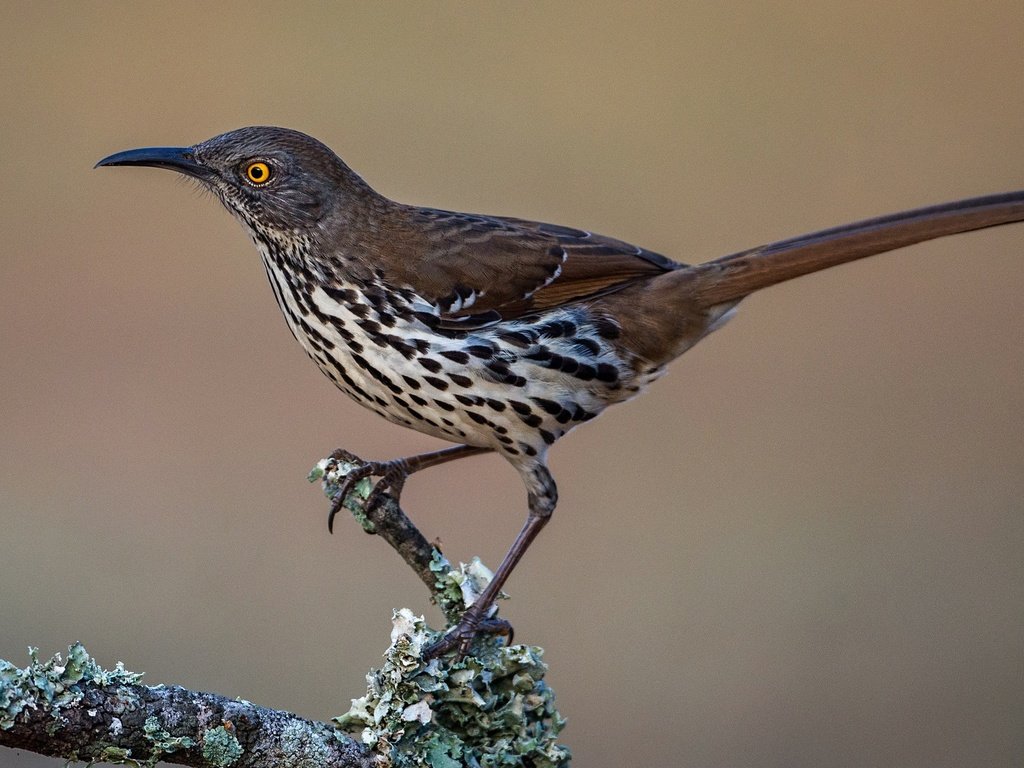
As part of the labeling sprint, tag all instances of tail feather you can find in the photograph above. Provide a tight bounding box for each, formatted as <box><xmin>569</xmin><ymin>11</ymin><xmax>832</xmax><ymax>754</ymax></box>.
<box><xmin>690</xmin><ymin>190</ymin><xmax>1024</xmax><ymax>308</ymax></box>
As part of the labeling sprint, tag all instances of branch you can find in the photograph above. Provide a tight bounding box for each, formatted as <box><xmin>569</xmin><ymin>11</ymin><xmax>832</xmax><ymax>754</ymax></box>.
<box><xmin>309</xmin><ymin>452</ymin><xmax>466</xmax><ymax>622</ymax></box>
<box><xmin>0</xmin><ymin>644</ymin><xmax>373</xmax><ymax>768</ymax></box>
<box><xmin>3</xmin><ymin>454</ymin><xmax>570</xmax><ymax>767</ymax></box>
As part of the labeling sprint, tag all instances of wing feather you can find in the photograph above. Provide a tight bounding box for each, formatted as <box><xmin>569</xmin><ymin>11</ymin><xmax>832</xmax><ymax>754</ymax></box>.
<box><xmin>379</xmin><ymin>206</ymin><xmax>682</xmax><ymax>321</ymax></box>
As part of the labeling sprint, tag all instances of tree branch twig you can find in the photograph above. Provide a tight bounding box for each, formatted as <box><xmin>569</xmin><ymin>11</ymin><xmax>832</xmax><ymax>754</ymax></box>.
<box><xmin>2</xmin><ymin>454</ymin><xmax>570</xmax><ymax>767</ymax></box>
<box><xmin>310</xmin><ymin>451</ymin><xmax>466</xmax><ymax>622</ymax></box>
<box><xmin>0</xmin><ymin>644</ymin><xmax>373</xmax><ymax>768</ymax></box>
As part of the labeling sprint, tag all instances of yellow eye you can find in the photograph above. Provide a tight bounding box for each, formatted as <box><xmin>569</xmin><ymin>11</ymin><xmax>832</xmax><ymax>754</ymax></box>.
<box><xmin>243</xmin><ymin>161</ymin><xmax>272</xmax><ymax>185</ymax></box>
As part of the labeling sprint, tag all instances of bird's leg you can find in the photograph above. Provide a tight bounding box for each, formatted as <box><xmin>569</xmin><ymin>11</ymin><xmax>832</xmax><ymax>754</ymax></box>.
<box><xmin>424</xmin><ymin>464</ymin><xmax>557</xmax><ymax>659</ymax></box>
<box><xmin>327</xmin><ymin>444</ymin><xmax>490</xmax><ymax>532</ymax></box>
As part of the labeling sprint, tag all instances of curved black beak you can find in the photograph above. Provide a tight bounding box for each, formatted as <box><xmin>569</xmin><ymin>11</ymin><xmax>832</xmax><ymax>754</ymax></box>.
<box><xmin>94</xmin><ymin>146</ymin><xmax>212</xmax><ymax>180</ymax></box>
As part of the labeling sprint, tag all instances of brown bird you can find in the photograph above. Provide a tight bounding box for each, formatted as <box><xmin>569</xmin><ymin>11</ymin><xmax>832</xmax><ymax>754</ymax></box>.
<box><xmin>96</xmin><ymin>127</ymin><xmax>1024</xmax><ymax>657</ymax></box>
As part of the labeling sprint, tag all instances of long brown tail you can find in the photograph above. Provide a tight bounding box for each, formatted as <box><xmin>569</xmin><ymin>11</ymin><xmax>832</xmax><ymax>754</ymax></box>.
<box><xmin>690</xmin><ymin>190</ymin><xmax>1024</xmax><ymax>308</ymax></box>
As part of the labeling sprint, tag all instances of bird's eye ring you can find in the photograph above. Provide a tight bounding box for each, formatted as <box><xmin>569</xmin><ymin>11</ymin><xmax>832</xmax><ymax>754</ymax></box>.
<box><xmin>242</xmin><ymin>161</ymin><xmax>273</xmax><ymax>186</ymax></box>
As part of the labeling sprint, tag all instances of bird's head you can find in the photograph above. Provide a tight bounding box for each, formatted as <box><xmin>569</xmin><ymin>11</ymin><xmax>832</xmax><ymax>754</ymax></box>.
<box><xmin>96</xmin><ymin>126</ymin><xmax>377</xmax><ymax>241</ymax></box>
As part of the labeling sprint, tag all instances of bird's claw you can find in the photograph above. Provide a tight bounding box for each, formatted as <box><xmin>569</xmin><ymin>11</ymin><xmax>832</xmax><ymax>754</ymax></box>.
<box><xmin>327</xmin><ymin>450</ymin><xmax>409</xmax><ymax>533</ymax></box>
<box><xmin>423</xmin><ymin>612</ymin><xmax>514</xmax><ymax>660</ymax></box>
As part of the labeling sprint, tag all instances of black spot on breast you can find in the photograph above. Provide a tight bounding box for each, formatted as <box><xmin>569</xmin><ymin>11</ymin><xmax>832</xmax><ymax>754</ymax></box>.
<box><xmin>539</xmin><ymin>429</ymin><xmax>556</xmax><ymax>445</ymax></box>
<box><xmin>402</xmin><ymin>375</ymin><xmax>421</xmax><ymax>390</ymax></box>
<box><xmin>596</xmin><ymin>363</ymin><xmax>620</xmax><ymax>383</ymax></box>
<box><xmin>423</xmin><ymin>376</ymin><xmax>449</xmax><ymax>391</ymax></box>
<box><xmin>358</xmin><ymin>319</ymin><xmax>382</xmax><ymax>335</ymax></box>
<box><xmin>384</xmin><ymin>335</ymin><xmax>416</xmax><ymax>359</ymax></box>
<box><xmin>348</xmin><ymin>302</ymin><xmax>370</xmax><ymax>319</ymax></box>
<box><xmin>448</xmin><ymin>373</ymin><xmax>473</xmax><ymax>388</ymax></box>
<box><xmin>466</xmin><ymin>344</ymin><xmax>494</xmax><ymax>359</ymax></box>
<box><xmin>573</xmin><ymin>364</ymin><xmax>596</xmax><ymax>381</ymax></box>
<box><xmin>539</xmin><ymin>320</ymin><xmax>576</xmax><ymax>338</ymax></box>
<box><xmin>499</xmin><ymin>330</ymin><xmax>534</xmax><ymax>348</ymax></box>
<box><xmin>486</xmin><ymin>398</ymin><xmax>506</xmax><ymax>412</ymax></box>
<box><xmin>467</xmin><ymin>411</ymin><xmax>487</xmax><ymax>425</ymax></box>
<box><xmin>519</xmin><ymin>443</ymin><xmax>538</xmax><ymax>457</ymax></box>
<box><xmin>531</xmin><ymin>398</ymin><xmax>562</xmax><ymax>415</ymax></box>
<box><xmin>323</xmin><ymin>286</ymin><xmax>358</xmax><ymax>304</ymax></box>
<box><xmin>432</xmin><ymin>398</ymin><xmax>455</xmax><ymax>411</ymax></box>
<box><xmin>519</xmin><ymin>413</ymin><xmax>543</xmax><ymax>428</ymax></box>
<box><xmin>524</xmin><ymin>347</ymin><xmax>551</xmax><ymax>362</ymax></box>
<box><xmin>510</xmin><ymin>400</ymin><xmax>532</xmax><ymax>416</ymax></box>
<box><xmin>418</xmin><ymin>358</ymin><xmax>443</xmax><ymax>373</ymax></box>
<box><xmin>595</xmin><ymin>317</ymin><xmax>621</xmax><ymax>339</ymax></box>
<box><xmin>440</xmin><ymin>349</ymin><xmax>470</xmax><ymax>364</ymax></box>
<box><xmin>410</xmin><ymin>393</ymin><xmax>429</xmax><ymax>407</ymax></box>
<box><xmin>454</xmin><ymin>394</ymin><xmax>482</xmax><ymax>407</ymax></box>
<box><xmin>573</xmin><ymin>337</ymin><xmax>601</xmax><ymax>355</ymax></box>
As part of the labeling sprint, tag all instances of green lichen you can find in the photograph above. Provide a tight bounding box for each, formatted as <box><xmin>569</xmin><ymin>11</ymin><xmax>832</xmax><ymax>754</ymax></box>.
<box><xmin>0</xmin><ymin>643</ymin><xmax>143</xmax><ymax>731</ymax></box>
<box><xmin>309</xmin><ymin>457</ymin><xmax>375</xmax><ymax>532</ymax></box>
<box><xmin>143</xmin><ymin>715</ymin><xmax>195</xmax><ymax>763</ymax></box>
<box><xmin>335</xmin><ymin>609</ymin><xmax>570</xmax><ymax>768</ymax></box>
<box><xmin>201</xmin><ymin>724</ymin><xmax>243</xmax><ymax>766</ymax></box>
<box><xmin>429</xmin><ymin>553</ymin><xmax>510</xmax><ymax>625</ymax></box>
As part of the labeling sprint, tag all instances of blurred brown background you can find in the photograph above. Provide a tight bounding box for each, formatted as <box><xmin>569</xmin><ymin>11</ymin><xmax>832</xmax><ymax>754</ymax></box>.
<box><xmin>2</xmin><ymin>3</ymin><xmax>1022</xmax><ymax>767</ymax></box>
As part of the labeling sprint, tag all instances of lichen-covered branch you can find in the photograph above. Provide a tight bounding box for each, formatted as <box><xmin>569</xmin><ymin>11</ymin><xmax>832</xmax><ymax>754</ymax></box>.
<box><xmin>0</xmin><ymin>644</ymin><xmax>374</xmax><ymax>768</ymax></box>
<box><xmin>2</xmin><ymin>623</ymin><xmax>570</xmax><ymax>768</ymax></box>
<box><xmin>310</xmin><ymin>452</ymin><xmax>466</xmax><ymax>622</ymax></box>
<box><xmin>3</xmin><ymin>458</ymin><xmax>570</xmax><ymax>767</ymax></box>
<box><xmin>313</xmin><ymin>452</ymin><xmax>443</xmax><ymax>593</ymax></box>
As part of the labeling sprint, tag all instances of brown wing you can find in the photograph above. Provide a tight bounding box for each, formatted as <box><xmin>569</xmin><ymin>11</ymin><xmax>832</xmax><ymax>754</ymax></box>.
<box><xmin>383</xmin><ymin>206</ymin><xmax>682</xmax><ymax>324</ymax></box>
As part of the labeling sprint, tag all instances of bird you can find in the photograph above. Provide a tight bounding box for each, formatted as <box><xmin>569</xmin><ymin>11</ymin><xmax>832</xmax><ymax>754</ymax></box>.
<box><xmin>97</xmin><ymin>127</ymin><xmax>1024</xmax><ymax>658</ymax></box>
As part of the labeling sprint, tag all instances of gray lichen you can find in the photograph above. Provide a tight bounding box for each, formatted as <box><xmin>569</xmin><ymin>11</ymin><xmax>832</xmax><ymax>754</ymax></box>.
<box><xmin>308</xmin><ymin>458</ymin><xmax>375</xmax><ymax>533</ymax></box>
<box><xmin>336</xmin><ymin>608</ymin><xmax>570</xmax><ymax>768</ymax></box>
<box><xmin>429</xmin><ymin>553</ymin><xmax>511</xmax><ymax>623</ymax></box>
<box><xmin>201</xmin><ymin>724</ymin><xmax>243</xmax><ymax>766</ymax></box>
<box><xmin>279</xmin><ymin>720</ymin><xmax>335</xmax><ymax>767</ymax></box>
<box><xmin>0</xmin><ymin>643</ymin><xmax>143</xmax><ymax>731</ymax></box>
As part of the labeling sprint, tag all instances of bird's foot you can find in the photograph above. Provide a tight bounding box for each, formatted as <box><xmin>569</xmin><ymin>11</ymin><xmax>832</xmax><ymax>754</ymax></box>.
<box><xmin>423</xmin><ymin>606</ymin><xmax>514</xmax><ymax>660</ymax></box>
<box><xmin>327</xmin><ymin>449</ymin><xmax>410</xmax><ymax>533</ymax></box>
